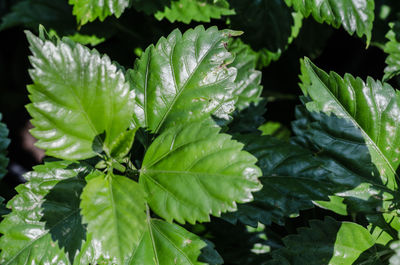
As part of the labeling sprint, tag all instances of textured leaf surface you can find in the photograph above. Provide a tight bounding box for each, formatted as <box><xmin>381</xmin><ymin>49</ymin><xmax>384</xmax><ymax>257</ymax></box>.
<box><xmin>0</xmin><ymin>113</ymin><xmax>10</xmax><ymax>179</ymax></box>
<box><xmin>230</xmin><ymin>0</ymin><xmax>293</xmax><ymax>52</ymax></box>
<box><xmin>129</xmin><ymin>219</ymin><xmax>206</xmax><ymax>265</ymax></box>
<box><xmin>390</xmin><ymin>240</ymin><xmax>400</xmax><ymax>264</ymax></box>
<box><xmin>140</xmin><ymin>122</ymin><xmax>262</xmax><ymax>224</ymax></box>
<box><xmin>80</xmin><ymin>173</ymin><xmax>147</xmax><ymax>264</ymax></box>
<box><xmin>285</xmin><ymin>0</ymin><xmax>375</xmax><ymax>43</ymax></box>
<box><xmin>300</xmin><ymin>58</ymin><xmax>400</xmax><ymax>190</ymax></box>
<box><xmin>268</xmin><ymin>217</ymin><xmax>375</xmax><ymax>265</ymax></box>
<box><xmin>155</xmin><ymin>0</ymin><xmax>235</xmax><ymax>24</ymax></box>
<box><xmin>384</xmin><ymin>23</ymin><xmax>400</xmax><ymax>81</ymax></box>
<box><xmin>228</xmin><ymin>39</ymin><xmax>263</xmax><ymax>110</ymax></box>
<box><xmin>0</xmin><ymin>161</ymin><xmax>94</xmax><ymax>265</ymax></box>
<box><xmin>69</xmin><ymin>0</ymin><xmax>130</xmax><ymax>25</ymax></box>
<box><xmin>227</xmin><ymin>108</ymin><xmax>396</xmax><ymax>227</ymax></box>
<box><xmin>128</xmin><ymin>26</ymin><xmax>238</xmax><ymax>134</ymax></box>
<box><xmin>26</xmin><ymin>31</ymin><xmax>134</xmax><ymax>160</ymax></box>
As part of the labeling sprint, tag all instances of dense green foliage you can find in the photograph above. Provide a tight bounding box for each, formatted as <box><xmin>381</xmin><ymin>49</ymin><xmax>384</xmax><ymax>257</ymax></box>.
<box><xmin>1</xmin><ymin>0</ymin><xmax>400</xmax><ymax>264</ymax></box>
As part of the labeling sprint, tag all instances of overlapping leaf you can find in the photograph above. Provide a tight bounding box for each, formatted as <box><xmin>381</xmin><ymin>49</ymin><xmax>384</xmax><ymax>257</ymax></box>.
<box><xmin>26</xmin><ymin>32</ymin><xmax>134</xmax><ymax>160</ymax></box>
<box><xmin>0</xmin><ymin>161</ymin><xmax>95</xmax><ymax>265</ymax></box>
<box><xmin>128</xmin><ymin>26</ymin><xmax>239</xmax><ymax>134</ymax></box>
<box><xmin>384</xmin><ymin>23</ymin><xmax>400</xmax><ymax>81</ymax></box>
<box><xmin>0</xmin><ymin>113</ymin><xmax>10</xmax><ymax>179</ymax></box>
<box><xmin>284</xmin><ymin>0</ymin><xmax>375</xmax><ymax>43</ymax></box>
<box><xmin>228</xmin><ymin>39</ymin><xmax>263</xmax><ymax>110</ymax></box>
<box><xmin>80</xmin><ymin>173</ymin><xmax>147</xmax><ymax>264</ymax></box>
<box><xmin>300</xmin><ymin>58</ymin><xmax>400</xmax><ymax>190</ymax></box>
<box><xmin>140</xmin><ymin>122</ymin><xmax>262</xmax><ymax>224</ymax></box>
<box><xmin>129</xmin><ymin>219</ymin><xmax>207</xmax><ymax>264</ymax></box>
<box><xmin>268</xmin><ymin>217</ymin><xmax>375</xmax><ymax>265</ymax></box>
<box><xmin>69</xmin><ymin>0</ymin><xmax>130</xmax><ymax>25</ymax></box>
<box><xmin>155</xmin><ymin>0</ymin><xmax>235</xmax><ymax>24</ymax></box>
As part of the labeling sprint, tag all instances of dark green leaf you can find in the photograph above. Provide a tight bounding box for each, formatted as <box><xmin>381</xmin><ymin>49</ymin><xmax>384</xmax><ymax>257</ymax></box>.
<box><xmin>26</xmin><ymin>31</ymin><xmax>134</xmax><ymax>160</ymax></box>
<box><xmin>140</xmin><ymin>122</ymin><xmax>262</xmax><ymax>224</ymax></box>
<box><xmin>0</xmin><ymin>113</ymin><xmax>10</xmax><ymax>179</ymax></box>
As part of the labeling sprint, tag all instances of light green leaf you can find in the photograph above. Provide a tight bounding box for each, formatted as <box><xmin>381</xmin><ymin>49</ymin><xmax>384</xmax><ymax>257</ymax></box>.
<box><xmin>0</xmin><ymin>113</ymin><xmax>10</xmax><ymax>179</ymax></box>
<box><xmin>268</xmin><ymin>217</ymin><xmax>375</xmax><ymax>265</ymax></box>
<box><xmin>66</xmin><ymin>33</ymin><xmax>106</xmax><ymax>46</ymax></box>
<box><xmin>391</xmin><ymin>240</ymin><xmax>400</xmax><ymax>264</ymax></box>
<box><xmin>300</xmin><ymin>58</ymin><xmax>400</xmax><ymax>190</ymax></box>
<box><xmin>228</xmin><ymin>39</ymin><xmax>263</xmax><ymax>110</ymax></box>
<box><xmin>140</xmin><ymin>122</ymin><xmax>262</xmax><ymax>224</ymax></box>
<box><xmin>285</xmin><ymin>0</ymin><xmax>375</xmax><ymax>44</ymax></box>
<box><xmin>80</xmin><ymin>173</ymin><xmax>147</xmax><ymax>264</ymax></box>
<box><xmin>26</xmin><ymin>31</ymin><xmax>134</xmax><ymax>160</ymax></box>
<box><xmin>129</xmin><ymin>219</ymin><xmax>207</xmax><ymax>265</ymax></box>
<box><xmin>384</xmin><ymin>23</ymin><xmax>400</xmax><ymax>81</ymax></box>
<box><xmin>69</xmin><ymin>0</ymin><xmax>130</xmax><ymax>25</ymax></box>
<box><xmin>155</xmin><ymin>0</ymin><xmax>235</xmax><ymax>24</ymax></box>
<box><xmin>258</xmin><ymin>121</ymin><xmax>290</xmax><ymax>140</ymax></box>
<box><xmin>128</xmin><ymin>25</ymin><xmax>239</xmax><ymax>134</ymax></box>
<box><xmin>0</xmin><ymin>161</ymin><xmax>95</xmax><ymax>265</ymax></box>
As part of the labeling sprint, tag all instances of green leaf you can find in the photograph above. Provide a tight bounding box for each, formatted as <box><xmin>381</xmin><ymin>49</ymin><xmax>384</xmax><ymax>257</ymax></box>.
<box><xmin>66</xmin><ymin>33</ymin><xmax>106</xmax><ymax>46</ymax></box>
<box><xmin>0</xmin><ymin>113</ymin><xmax>10</xmax><ymax>179</ymax></box>
<box><xmin>140</xmin><ymin>122</ymin><xmax>262</xmax><ymax>224</ymax></box>
<box><xmin>258</xmin><ymin>121</ymin><xmax>290</xmax><ymax>141</ymax></box>
<box><xmin>129</xmin><ymin>219</ymin><xmax>207</xmax><ymax>265</ymax></box>
<box><xmin>300</xmin><ymin>58</ymin><xmax>400</xmax><ymax>190</ymax></box>
<box><xmin>285</xmin><ymin>0</ymin><xmax>375</xmax><ymax>44</ymax></box>
<box><xmin>268</xmin><ymin>217</ymin><xmax>375</xmax><ymax>265</ymax></box>
<box><xmin>390</xmin><ymin>240</ymin><xmax>400</xmax><ymax>264</ymax></box>
<box><xmin>155</xmin><ymin>0</ymin><xmax>235</xmax><ymax>24</ymax></box>
<box><xmin>228</xmin><ymin>39</ymin><xmax>263</xmax><ymax>110</ymax></box>
<box><xmin>0</xmin><ymin>161</ymin><xmax>95</xmax><ymax>265</ymax></box>
<box><xmin>69</xmin><ymin>0</ymin><xmax>130</xmax><ymax>25</ymax></box>
<box><xmin>26</xmin><ymin>31</ymin><xmax>134</xmax><ymax>160</ymax></box>
<box><xmin>230</xmin><ymin>0</ymin><xmax>294</xmax><ymax>52</ymax></box>
<box><xmin>0</xmin><ymin>197</ymin><xmax>9</xmax><ymax>217</ymax></box>
<box><xmin>131</xmin><ymin>0</ymin><xmax>170</xmax><ymax>15</ymax></box>
<box><xmin>80</xmin><ymin>173</ymin><xmax>147</xmax><ymax>264</ymax></box>
<box><xmin>128</xmin><ymin>25</ymin><xmax>240</xmax><ymax>134</ymax></box>
<box><xmin>384</xmin><ymin>23</ymin><xmax>400</xmax><ymax>81</ymax></box>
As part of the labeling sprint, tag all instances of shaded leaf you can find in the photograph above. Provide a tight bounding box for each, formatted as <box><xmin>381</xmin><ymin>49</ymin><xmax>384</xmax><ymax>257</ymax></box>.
<box><xmin>140</xmin><ymin>122</ymin><xmax>262</xmax><ymax>224</ymax></box>
<box><xmin>129</xmin><ymin>219</ymin><xmax>206</xmax><ymax>265</ymax></box>
<box><xmin>26</xmin><ymin>31</ymin><xmax>134</xmax><ymax>160</ymax></box>
<box><xmin>128</xmin><ymin>26</ymin><xmax>239</xmax><ymax>134</ymax></box>
<box><xmin>300</xmin><ymin>58</ymin><xmax>400</xmax><ymax>190</ymax></box>
<box><xmin>155</xmin><ymin>0</ymin><xmax>235</xmax><ymax>24</ymax></box>
<box><xmin>258</xmin><ymin>121</ymin><xmax>290</xmax><ymax>141</ymax></box>
<box><xmin>0</xmin><ymin>113</ymin><xmax>10</xmax><ymax>179</ymax></box>
<box><xmin>80</xmin><ymin>173</ymin><xmax>147</xmax><ymax>264</ymax></box>
<box><xmin>285</xmin><ymin>0</ymin><xmax>375</xmax><ymax>43</ymax></box>
<box><xmin>268</xmin><ymin>217</ymin><xmax>375</xmax><ymax>265</ymax></box>
<box><xmin>0</xmin><ymin>161</ymin><xmax>95</xmax><ymax>265</ymax></box>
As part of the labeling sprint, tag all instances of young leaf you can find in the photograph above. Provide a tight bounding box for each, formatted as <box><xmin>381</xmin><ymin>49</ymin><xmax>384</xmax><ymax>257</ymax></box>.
<box><xmin>26</xmin><ymin>31</ymin><xmax>134</xmax><ymax>160</ymax></box>
<box><xmin>384</xmin><ymin>23</ymin><xmax>400</xmax><ymax>81</ymax></box>
<box><xmin>228</xmin><ymin>39</ymin><xmax>263</xmax><ymax>110</ymax></box>
<box><xmin>0</xmin><ymin>113</ymin><xmax>10</xmax><ymax>179</ymax></box>
<box><xmin>80</xmin><ymin>173</ymin><xmax>147</xmax><ymax>264</ymax></box>
<box><xmin>284</xmin><ymin>0</ymin><xmax>375</xmax><ymax>44</ymax></box>
<box><xmin>140</xmin><ymin>122</ymin><xmax>262</xmax><ymax>224</ymax></box>
<box><xmin>300</xmin><ymin>58</ymin><xmax>400</xmax><ymax>190</ymax></box>
<box><xmin>69</xmin><ymin>0</ymin><xmax>130</xmax><ymax>25</ymax></box>
<box><xmin>129</xmin><ymin>219</ymin><xmax>207</xmax><ymax>265</ymax></box>
<box><xmin>155</xmin><ymin>0</ymin><xmax>235</xmax><ymax>24</ymax></box>
<box><xmin>0</xmin><ymin>161</ymin><xmax>95</xmax><ymax>265</ymax></box>
<box><xmin>128</xmin><ymin>26</ymin><xmax>239</xmax><ymax>134</ymax></box>
<box><xmin>268</xmin><ymin>217</ymin><xmax>375</xmax><ymax>265</ymax></box>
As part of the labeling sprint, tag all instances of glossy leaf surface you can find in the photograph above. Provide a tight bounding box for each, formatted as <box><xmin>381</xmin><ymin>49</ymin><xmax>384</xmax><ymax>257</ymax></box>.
<box><xmin>285</xmin><ymin>0</ymin><xmax>375</xmax><ymax>43</ymax></box>
<box><xmin>129</xmin><ymin>219</ymin><xmax>206</xmax><ymax>265</ymax></box>
<box><xmin>140</xmin><ymin>122</ymin><xmax>262</xmax><ymax>224</ymax></box>
<box><xmin>228</xmin><ymin>39</ymin><xmax>263</xmax><ymax>110</ymax></box>
<box><xmin>268</xmin><ymin>217</ymin><xmax>375</xmax><ymax>265</ymax></box>
<box><xmin>0</xmin><ymin>161</ymin><xmax>94</xmax><ymax>265</ymax></box>
<box><xmin>0</xmin><ymin>113</ymin><xmax>10</xmax><ymax>179</ymax></box>
<box><xmin>300</xmin><ymin>58</ymin><xmax>400</xmax><ymax>190</ymax></box>
<box><xmin>128</xmin><ymin>26</ymin><xmax>239</xmax><ymax>134</ymax></box>
<box><xmin>155</xmin><ymin>0</ymin><xmax>235</xmax><ymax>24</ymax></box>
<box><xmin>80</xmin><ymin>173</ymin><xmax>147</xmax><ymax>264</ymax></box>
<box><xmin>69</xmin><ymin>0</ymin><xmax>130</xmax><ymax>25</ymax></box>
<box><xmin>26</xmin><ymin>32</ymin><xmax>134</xmax><ymax>160</ymax></box>
<box><xmin>384</xmin><ymin>23</ymin><xmax>400</xmax><ymax>81</ymax></box>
